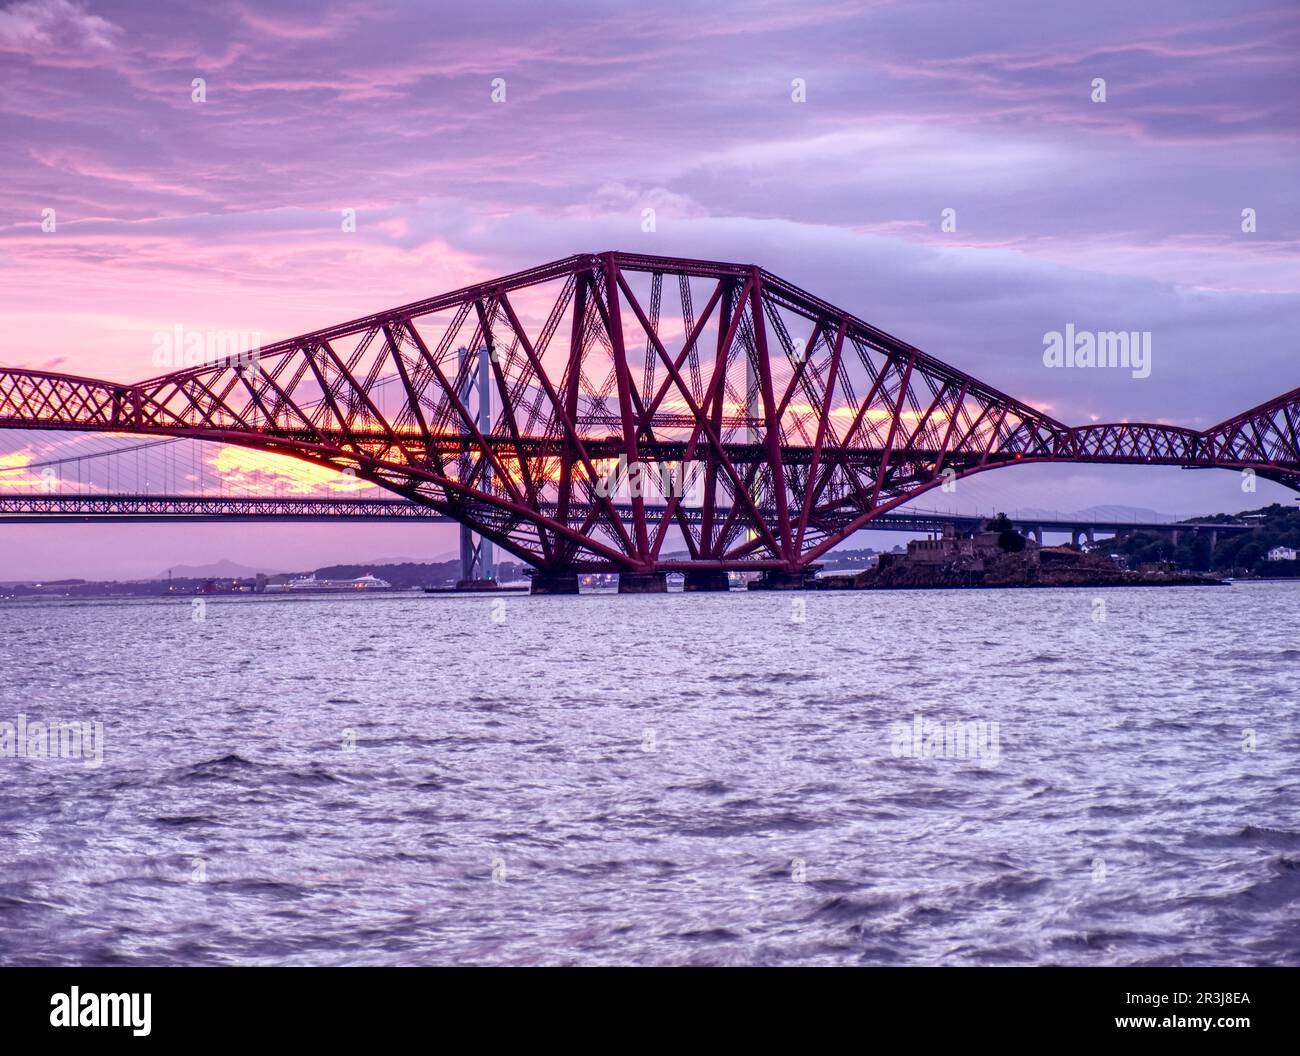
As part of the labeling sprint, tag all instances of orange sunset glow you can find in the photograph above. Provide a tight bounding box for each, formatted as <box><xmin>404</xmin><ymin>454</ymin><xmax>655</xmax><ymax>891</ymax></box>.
<box><xmin>208</xmin><ymin>445</ymin><xmax>378</xmax><ymax>494</ymax></box>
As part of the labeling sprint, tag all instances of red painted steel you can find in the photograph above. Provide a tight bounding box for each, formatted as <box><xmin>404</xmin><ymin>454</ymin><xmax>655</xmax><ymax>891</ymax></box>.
<box><xmin>1</xmin><ymin>251</ymin><xmax>1297</xmax><ymax>572</ymax></box>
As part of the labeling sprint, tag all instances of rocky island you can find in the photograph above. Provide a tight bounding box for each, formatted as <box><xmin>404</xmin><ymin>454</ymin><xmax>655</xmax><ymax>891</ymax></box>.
<box><xmin>814</xmin><ymin>516</ymin><xmax>1226</xmax><ymax>590</ymax></box>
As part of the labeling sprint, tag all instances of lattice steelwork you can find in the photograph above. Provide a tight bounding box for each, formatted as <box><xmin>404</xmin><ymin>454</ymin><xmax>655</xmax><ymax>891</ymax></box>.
<box><xmin>1</xmin><ymin>251</ymin><xmax>1297</xmax><ymax>573</ymax></box>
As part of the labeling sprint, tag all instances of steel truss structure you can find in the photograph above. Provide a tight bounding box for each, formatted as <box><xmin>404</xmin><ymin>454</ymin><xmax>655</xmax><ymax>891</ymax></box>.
<box><xmin>1</xmin><ymin>252</ymin><xmax>1297</xmax><ymax>574</ymax></box>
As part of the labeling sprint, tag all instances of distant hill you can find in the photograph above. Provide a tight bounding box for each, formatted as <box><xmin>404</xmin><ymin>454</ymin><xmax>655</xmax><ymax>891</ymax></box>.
<box><xmin>1094</xmin><ymin>503</ymin><xmax>1300</xmax><ymax>575</ymax></box>
<box><xmin>147</xmin><ymin>553</ymin><xmax>504</xmax><ymax>587</ymax></box>
<box><xmin>1012</xmin><ymin>504</ymin><xmax>1181</xmax><ymax>524</ymax></box>
<box><xmin>156</xmin><ymin>559</ymin><xmax>286</xmax><ymax>580</ymax></box>
<box><xmin>350</xmin><ymin>552</ymin><xmax>458</xmax><ymax>566</ymax></box>
<box><xmin>313</xmin><ymin>559</ymin><xmax>460</xmax><ymax>589</ymax></box>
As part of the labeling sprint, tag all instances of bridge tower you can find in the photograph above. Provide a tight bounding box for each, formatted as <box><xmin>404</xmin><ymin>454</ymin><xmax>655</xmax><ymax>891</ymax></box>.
<box><xmin>457</xmin><ymin>346</ymin><xmax>495</xmax><ymax>587</ymax></box>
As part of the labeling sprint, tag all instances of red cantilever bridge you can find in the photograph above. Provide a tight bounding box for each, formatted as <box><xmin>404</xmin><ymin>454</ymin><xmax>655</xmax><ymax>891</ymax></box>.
<box><xmin>1</xmin><ymin>251</ymin><xmax>1298</xmax><ymax>591</ymax></box>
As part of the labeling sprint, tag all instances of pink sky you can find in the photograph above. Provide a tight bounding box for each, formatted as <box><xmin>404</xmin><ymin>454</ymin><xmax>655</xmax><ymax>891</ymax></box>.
<box><xmin>1</xmin><ymin>0</ymin><xmax>1298</xmax><ymax>578</ymax></box>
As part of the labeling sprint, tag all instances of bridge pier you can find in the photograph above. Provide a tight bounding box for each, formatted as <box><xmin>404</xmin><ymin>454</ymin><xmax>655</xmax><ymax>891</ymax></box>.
<box><xmin>528</xmin><ymin>571</ymin><xmax>579</xmax><ymax>595</ymax></box>
<box><xmin>617</xmin><ymin>571</ymin><xmax>668</xmax><ymax>594</ymax></box>
<box><xmin>747</xmin><ymin>568</ymin><xmax>818</xmax><ymax>591</ymax></box>
<box><xmin>683</xmin><ymin>569</ymin><xmax>731</xmax><ymax>592</ymax></box>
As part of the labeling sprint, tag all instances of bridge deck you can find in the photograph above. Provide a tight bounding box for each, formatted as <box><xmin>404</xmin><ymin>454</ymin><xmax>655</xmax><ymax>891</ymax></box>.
<box><xmin>0</xmin><ymin>493</ymin><xmax>1249</xmax><ymax>535</ymax></box>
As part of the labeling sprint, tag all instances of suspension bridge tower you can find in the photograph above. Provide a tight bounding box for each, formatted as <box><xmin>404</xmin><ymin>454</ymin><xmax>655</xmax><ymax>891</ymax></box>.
<box><xmin>457</xmin><ymin>346</ymin><xmax>495</xmax><ymax>588</ymax></box>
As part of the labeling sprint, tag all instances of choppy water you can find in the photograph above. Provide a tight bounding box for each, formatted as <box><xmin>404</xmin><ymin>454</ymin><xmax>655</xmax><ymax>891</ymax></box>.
<box><xmin>0</xmin><ymin>582</ymin><xmax>1297</xmax><ymax>966</ymax></box>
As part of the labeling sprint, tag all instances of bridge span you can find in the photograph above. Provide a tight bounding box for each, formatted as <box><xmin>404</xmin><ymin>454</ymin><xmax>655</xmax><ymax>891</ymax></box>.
<box><xmin>0</xmin><ymin>492</ymin><xmax>1250</xmax><ymax>546</ymax></box>
<box><xmin>1</xmin><ymin>251</ymin><xmax>1295</xmax><ymax>591</ymax></box>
